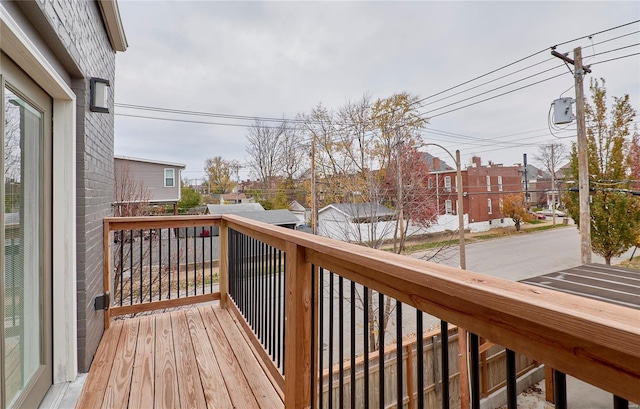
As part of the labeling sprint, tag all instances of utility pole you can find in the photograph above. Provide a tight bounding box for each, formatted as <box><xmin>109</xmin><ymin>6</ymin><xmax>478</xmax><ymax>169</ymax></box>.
<box><xmin>552</xmin><ymin>46</ymin><xmax>592</xmax><ymax>264</ymax></box>
<box><xmin>456</xmin><ymin>150</ymin><xmax>466</xmax><ymax>270</ymax></box>
<box><xmin>311</xmin><ymin>140</ymin><xmax>318</xmax><ymax>234</ymax></box>
<box><xmin>551</xmin><ymin>144</ymin><xmax>557</xmax><ymax>226</ymax></box>
<box><xmin>523</xmin><ymin>154</ymin><xmax>529</xmax><ymax>206</ymax></box>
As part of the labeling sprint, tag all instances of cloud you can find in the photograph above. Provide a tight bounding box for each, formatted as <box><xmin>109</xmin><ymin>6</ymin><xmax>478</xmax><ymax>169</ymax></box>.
<box><xmin>114</xmin><ymin>1</ymin><xmax>640</xmax><ymax>180</ymax></box>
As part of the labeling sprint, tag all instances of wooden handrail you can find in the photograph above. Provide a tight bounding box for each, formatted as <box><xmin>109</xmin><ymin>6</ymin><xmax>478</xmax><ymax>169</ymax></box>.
<box><xmin>221</xmin><ymin>214</ymin><xmax>640</xmax><ymax>403</ymax></box>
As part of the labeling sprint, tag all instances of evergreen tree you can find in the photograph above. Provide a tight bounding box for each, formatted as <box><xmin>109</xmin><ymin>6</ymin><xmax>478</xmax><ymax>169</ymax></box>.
<box><xmin>564</xmin><ymin>79</ymin><xmax>640</xmax><ymax>264</ymax></box>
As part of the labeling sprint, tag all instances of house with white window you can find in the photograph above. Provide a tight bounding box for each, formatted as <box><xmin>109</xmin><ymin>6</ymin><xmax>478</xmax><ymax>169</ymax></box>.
<box><xmin>317</xmin><ymin>203</ymin><xmax>397</xmax><ymax>244</ymax></box>
<box><xmin>114</xmin><ymin>156</ymin><xmax>185</xmax><ymax>213</ymax></box>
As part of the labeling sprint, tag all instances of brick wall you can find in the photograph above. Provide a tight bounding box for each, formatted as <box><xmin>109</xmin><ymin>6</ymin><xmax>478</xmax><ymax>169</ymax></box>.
<box><xmin>36</xmin><ymin>0</ymin><xmax>117</xmax><ymax>372</ymax></box>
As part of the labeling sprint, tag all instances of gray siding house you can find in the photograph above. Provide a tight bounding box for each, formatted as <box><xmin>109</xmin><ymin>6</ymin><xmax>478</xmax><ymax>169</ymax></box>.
<box><xmin>114</xmin><ymin>155</ymin><xmax>185</xmax><ymax>212</ymax></box>
<box><xmin>1</xmin><ymin>1</ymin><xmax>126</xmax><ymax>407</ymax></box>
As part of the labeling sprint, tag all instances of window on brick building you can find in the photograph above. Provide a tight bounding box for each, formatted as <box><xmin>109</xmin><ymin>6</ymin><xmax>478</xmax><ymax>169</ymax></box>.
<box><xmin>488</xmin><ymin>198</ymin><xmax>493</xmax><ymax>214</ymax></box>
<box><xmin>445</xmin><ymin>200</ymin><xmax>453</xmax><ymax>215</ymax></box>
<box><xmin>486</xmin><ymin>175</ymin><xmax>491</xmax><ymax>191</ymax></box>
<box><xmin>498</xmin><ymin>176</ymin><xmax>503</xmax><ymax>191</ymax></box>
<box><xmin>444</xmin><ymin>176</ymin><xmax>451</xmax><ymax>192</ymax></box>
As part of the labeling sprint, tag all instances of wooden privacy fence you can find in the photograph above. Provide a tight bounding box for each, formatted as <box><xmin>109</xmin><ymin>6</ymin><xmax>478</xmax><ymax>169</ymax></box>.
<box><xmin>319</xmin><ymin>327</ymin><xmax>538</xmax><ymax>409</ymax></box>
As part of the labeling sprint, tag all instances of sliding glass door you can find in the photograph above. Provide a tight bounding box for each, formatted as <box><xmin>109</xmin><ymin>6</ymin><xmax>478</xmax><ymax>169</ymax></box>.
<box><xmin>1</xmin><ymin>54</ymin><xmax>52</xmax><ymax>409</ymax></box>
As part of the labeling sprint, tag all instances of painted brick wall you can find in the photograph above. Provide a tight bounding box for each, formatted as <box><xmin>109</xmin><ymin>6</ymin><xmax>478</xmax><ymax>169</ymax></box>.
<box><xmin>36</xmin><ymin>0</ymin><xmax>117</xmax><ymax>372</ymax></box>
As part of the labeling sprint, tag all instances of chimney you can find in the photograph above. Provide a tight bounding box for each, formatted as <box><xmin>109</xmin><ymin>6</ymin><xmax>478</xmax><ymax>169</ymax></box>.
<box><xmin>432</xmin><ymin>157</ymin><xmax>441</xmax><ymax>171</ymax></box>
<box><xmin>472</xmin><ymin>156</ymin><xmax>482</xmax><ymax>168</ymax></box>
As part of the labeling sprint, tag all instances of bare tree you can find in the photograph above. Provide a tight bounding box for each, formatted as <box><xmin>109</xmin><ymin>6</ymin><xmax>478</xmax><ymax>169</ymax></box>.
<box><xmin>534</xmin><ymin>143</ymin><xmax>567</xmax><ymax>223</ymax></box>
<box><xmin>114</xmin><ymin>160</ymin><xmax>151</xmax><ymax>217</ymax></box>
<box><xmin>246</xmin><ymin>118</ymin><xmax>283</xmax><ymax>188</ymax></box>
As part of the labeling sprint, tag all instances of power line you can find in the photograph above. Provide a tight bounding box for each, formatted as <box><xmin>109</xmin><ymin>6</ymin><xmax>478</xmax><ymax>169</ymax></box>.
<box><xmin>427</xmin><ymin>72</ymin><xmax>569</xmax><ymax>119</ymax></box>
<box><xmin>591</xmin><ymin>51</ymin><xmax>640</xmax><ymax>66</ymax></box>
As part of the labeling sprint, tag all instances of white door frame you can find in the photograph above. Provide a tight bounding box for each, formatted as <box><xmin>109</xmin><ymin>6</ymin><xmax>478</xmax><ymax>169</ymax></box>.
<box><xmin>1</xmin><ymin>5</ymin><xmax>78</xmax><ymax>384</ymax></box>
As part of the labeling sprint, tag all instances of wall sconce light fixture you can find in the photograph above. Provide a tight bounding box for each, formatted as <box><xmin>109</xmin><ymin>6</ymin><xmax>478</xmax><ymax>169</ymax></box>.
<box><xmin>90</xmin><ymin>78</ymin><xmax>110</xmax><ymax>113</ymax></box>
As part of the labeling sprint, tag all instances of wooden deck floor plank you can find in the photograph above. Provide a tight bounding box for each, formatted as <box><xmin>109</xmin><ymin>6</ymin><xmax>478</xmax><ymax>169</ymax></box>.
<box><xmin>128</xmin><ymin>316</ymin><xmax>155</xmax><ymax>408</ymax></box>
<box><xmin>154</xmin><ymin>313</ymin><xmax>181</xmax><ymax>409</ymax></box>
<box><xmin>171</xmin><ymin>310</ymin><xmax>207</xmax><ymax>409</ymax></box>
<box><xmin>197</xmin><ymin>306</ymin><xmax>260</xmax><ymax>409</ymax></box>
<box><xmin>211</xmin><ymin>305</ymin><xmax>284</xmax><ymax>408</ymax></box>
<box><xmin>76</xmin><ymin>321</ymin><xmax>124</xmax><ymax>409</ymax></box>
<box><xmin>101</xmin><ymin>319</ymin><xmax>140</xmax><ymax>409</ymax></box>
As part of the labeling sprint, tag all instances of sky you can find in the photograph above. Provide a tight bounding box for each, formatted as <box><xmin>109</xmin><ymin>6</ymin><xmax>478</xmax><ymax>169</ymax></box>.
<box><xmin>113</xmin><ymin>1</ymin><xmax>640</xmax><ymax>183</ymax></box>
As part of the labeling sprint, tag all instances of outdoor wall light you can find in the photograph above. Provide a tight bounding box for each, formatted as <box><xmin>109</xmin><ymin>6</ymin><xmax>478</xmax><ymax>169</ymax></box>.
<box><xmin>90</xmin><ymin>77</ymin><xmax>110</xmax><ymax>113</ymax></box>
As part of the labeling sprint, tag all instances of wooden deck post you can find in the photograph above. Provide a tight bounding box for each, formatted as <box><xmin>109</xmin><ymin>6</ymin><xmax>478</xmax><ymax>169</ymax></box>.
<box><xmin>545</xmin><ymin>365</ymin><xmax>555</xmax><ymax>403</ymax></box>
<box><xmin>284</xmin><ymin>242</ymin><xmax>312</xmax><ymax>409</ymax></box>
<box><xmin>219</xmin><ymin>219</ymin><xmax>229</xmax><ymax>308</ymax></box>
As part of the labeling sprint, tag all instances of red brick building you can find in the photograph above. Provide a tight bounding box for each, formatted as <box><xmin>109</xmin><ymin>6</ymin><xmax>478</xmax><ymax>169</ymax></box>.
<box><xmin>427</xmin><ymin>156</ymin><xmax>523</xmax><ymax>228</ymax></box>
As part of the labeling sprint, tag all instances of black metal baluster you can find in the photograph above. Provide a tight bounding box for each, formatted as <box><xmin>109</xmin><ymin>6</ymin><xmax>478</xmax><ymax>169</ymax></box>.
<box><xmin>202</xmin><ymin>226</ymin><xmax>205</xmax><ymax>295</ymax></box>
<box><xmin>159</xmin><ymin>228</ymin><xmax>162</xmax><ymax>301</ymax></box>
<box><xmin>129</xmin><ymin>230</ymin><xmax>133</xmax><ymax>305</ymax></box>
<box><xmin>177</xmin><ymin>228</ymin><xmax>181</xmax><ymax>298</ymax></box>
<box><xmin>282</xmin><ymin>251</ymin><xmax>286</xmax><ymax>375</ymax></box>
<box><xmin>614</xmin><ymin>396</ymin><xmax>629</xmax><ymax>409</ymax></box>
<box><xmin>261</xmin><ymin>242</ymin><xmax>266</xmax><ymax>345</ymax></box>
<box><xmin>184</xmin><ymin>228</ymin><xmax>189</xmax><ymax>298</ymax></box>
<box><xmin>168</xmin><ymin>228</ymin><xmax>172</xmax><ymax>299</ymax></box>
<box><xmin>379</xmin><ymin>292</ymin><xmax>385</xmax><ymax>409</ymax></box>
<box><xmin>253</xmin><ymin>238</ymin><xmax>258</xmax><ymax>331</ymax></box>
<box><xmin>241</xmin><ymin>232</ymin><xmax>246</xmax><ymax>314</ymax></box>
<box><xmin>350</xmin><ymin>281</ymin><xmax>356</xmax><ymax>409</ymax></box>
<box><xmin>506</xmin><ymin>349</ymin><xmax>517</xmax><ymax>409</ymax></box>
<box><xmin>441</xmin><ymin>321</ymin><xmax>450</xmax><ymax>409</ymax></box>
<box><xmin>417</xmin><ymin>313</ymin><xmax>424</xmax><ymax>409</ymax></box>
<box><xmin>269</xmin><ymin>244</ymin><xmax>273</xmax><ymax>354</ymax></box>
<box><xmin>271</xmin><ymin>246</ymin><xmax>276</xmax><ymax>359</ymax></box>
<box><xmin>319</xmin><ymin>267</ymin><xmax>324</xmax><ymax>409</ymax></box>
<box><xmin>554</xmin><ymin>370</ymin><xmax>567</xmax><ymax>409</ymax></box>
<box><xmin>249</xmin><ymin>237</ymin><xmax>254</xmax><ymax>327</ymax></box>
<box><xmin>119</xmin><ymin>232</ymin><xmax>123</xmax><ymax>306</ymax></box>
<box><xmin>275</xmin><ymin>249</ymin><xmax>282</xmax><ymax>366</ymax></box>
<box><xmin>363</xmin><ymin>286</ymin><xmax>370</xmax><ymax>409</ymax></box>
<box><xmin>329</xmin><ymin>271</ymin><xmax>334</xmax><ymax>408</ymax></box>
<box><xmin>470</xmin><ymin>333</ymin><xmax>480</xmax><ymax>409</ymax></box>
<box><xmin>396</xmin><ymin>301</ymin><xmax>403</xmax><ymax>409</ymax></box>
<box><xmin>214</xmin><ymin>226</ymin><xmax>216</xmax><ymax>293</ymax></box>
<box><xmin>311</xmin><ymin>265</ymin><xmax>316</xmax><ymax>409</ymax></box>
<box><xmin>339</xmin><ymin>276</ymin><xmax>344</xmax><ymax>408</ymax></box>
<box><xmin>149</xmin><ymin>229</ymin><xmax>153</xmax><ymax>302</ymax></box>
<box><xmin>193</xmin><ymin>227</ymin><xmax>197</xmax><ymax>295</ymax></box>
<box><xmin>139</xmin><ymin>229</ymin><xmax>143</xmax><ymax>303</ymax></box>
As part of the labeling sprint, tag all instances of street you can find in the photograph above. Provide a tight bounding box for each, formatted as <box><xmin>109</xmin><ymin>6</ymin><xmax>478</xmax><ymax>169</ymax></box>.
<box><xmin>412</xmin><ymin>226</ymin><xmax>636</xmax><ymax>281</ymax></box>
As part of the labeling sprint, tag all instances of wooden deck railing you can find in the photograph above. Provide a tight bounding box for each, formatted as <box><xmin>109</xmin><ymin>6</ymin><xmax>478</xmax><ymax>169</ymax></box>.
<box><xmin>103</xmin><ymin>215</ymin><xmax>640</xmax><ymax>408</ymax></box>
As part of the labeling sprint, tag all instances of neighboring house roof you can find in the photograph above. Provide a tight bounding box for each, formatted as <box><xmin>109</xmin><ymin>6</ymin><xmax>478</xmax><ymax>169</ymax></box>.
<box><xmin>289</xmin><ymin>200</ymin><xmax>308</xmax><ymax>212</ymax></box>
<box><xmin>205</xmin><ymin>203</ymin><xmax>297</xmax><ymax>227</ymax></box>
<box><xmin>222</xmin><ymin>193</ymin><xmax>251</xmax><ymax>202</ymax></box>
<box><xmin>237</xmin><ymin>210</ymin><xmax>299</xmax><ymax>226</ymax></box>
<box><xmin>206</xmin><ymin>203</ymin><xmax>265</xmax><ymax>215</ymax></box>
<box><xmin>319</xmin><ymin>203</ymin><xmax>396</xmax><ymax>218</ymax></box>
<box><xmin>114</xmin><ymin>155</ymin><xmax>185</xmax><ymax>169</ymax></box>
<box><xmin>421</xmin><ymin>152</ymin><xmax>454</xmax><ymax>171</ymax></box>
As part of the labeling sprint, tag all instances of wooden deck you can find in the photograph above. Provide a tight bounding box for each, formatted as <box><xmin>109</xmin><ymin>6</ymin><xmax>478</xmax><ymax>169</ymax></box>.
<box><xmin>76</xmin><ymin>304</ymin><xmax>283</xmax><ymax>409</ymax></box>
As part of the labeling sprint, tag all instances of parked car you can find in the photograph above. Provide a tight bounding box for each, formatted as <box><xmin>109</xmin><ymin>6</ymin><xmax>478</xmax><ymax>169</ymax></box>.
<box><xmin>528</xmin><ymin>211</ymin><xmax>546</xmax><ymax>220</ymax></box>
<box><xmin>537</xmin><ymin>209</ymin><xmax>567</xmax><ymax>217</ymax></box>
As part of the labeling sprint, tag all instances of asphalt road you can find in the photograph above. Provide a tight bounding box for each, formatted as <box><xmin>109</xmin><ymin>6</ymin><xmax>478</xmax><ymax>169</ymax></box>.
<box><xmin>412</xmin><ymin>226</ymin><xmax>636</xmax><ymax>281</ymax></box>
